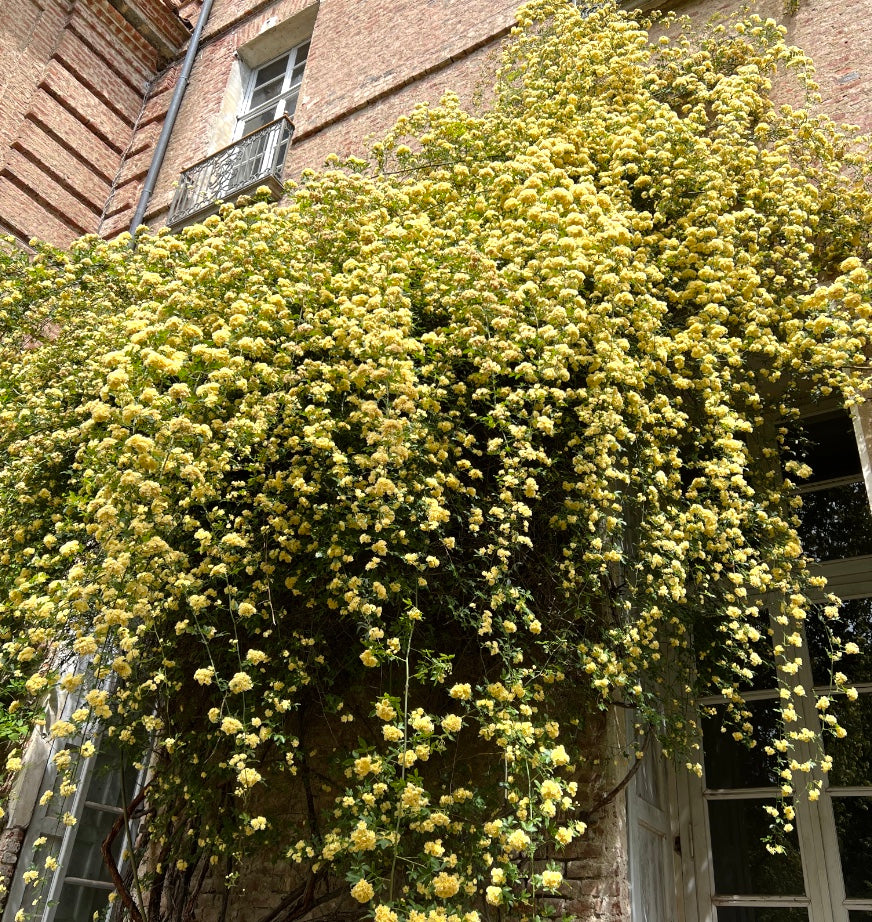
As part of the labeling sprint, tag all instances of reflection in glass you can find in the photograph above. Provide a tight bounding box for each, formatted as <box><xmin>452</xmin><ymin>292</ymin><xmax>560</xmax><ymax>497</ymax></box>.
<box><xmin>54</xmin><ymin>882</ymin><xmax>113</xmax><ymax>922</ymax></box>
<box><xmin>703</xmin><ymin>701</ymin><xmax>782</xmax><ymax>789</ymax></box>
<box><xmin>797</xmin><ymin>482</ymin><xmax>872</xmax><ymax>561</ymax></box>
<box><xmin>293</xmin><ymin>42</ymin><xmax>309</xmax><ymax>67</ymax></box>
<box><xmin>85</xmin><ymin>748</ymin><xmax>126</xmax><ymax>807</ymax></box>
<box><xmin>250</xmin><ymin>74</ymin><xmax>285</xmax><ymax>110</ymax></box>
<box><xmin>695</xmin><ymin>608</ymin><xmax>776</xmax><ymax>695</ymax></box>
<box><xmin>786</xmin><ymin>411</ymin><xmax>861</xmax><ymax>484</ymax></box>
<box><xmin>807</xmin><ymin>598</ymin><xmax>872</xmax><ymax>686</ymax></box>
<box><xmin>825</xmin><ymin>696</ymin><xmax>872</xmax><ymax>787</ymax></box>
<box><xmin>717</xmin><ymin>909</ymin><xmax>808</xmax><ymax>922</ymax></box>
<box><xmin>833</xmin><ymin>798</ymin><xmax>872</xmax><ymax>899</ymax></box>
<box><xmin>253</xmin><ymin>56</ymin><xmax>288</xmax><ymax>88</ymax></box>
<box><xmin>709</xmin><ymin>800</ymin><xmax>805</xmax><ymax>895</ymax></box>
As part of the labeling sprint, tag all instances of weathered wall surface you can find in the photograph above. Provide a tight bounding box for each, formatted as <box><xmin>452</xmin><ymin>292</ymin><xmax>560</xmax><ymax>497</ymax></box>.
<box><xmin>665</xmin><ymin>0</ymin><xmax>871</xmax><ymax>131</ymax></box>
<box><xmin>0</xmin><ymin>827</ymin><xmax>25</xmax><ymax>907</ymax></box>
<box><xmin>0</xmin><ymin>0</ymin><xmax>187</xmax><ymax>246</ymax></box>
<box><xmin>183</xmin><ymin>713</ymin><xmax>631</xmax><ymax>922</ymax></box>
<box><xmin>190</xmin><ymin>806</ymin><xmax>630</xmax><ymax>922</ymax></box>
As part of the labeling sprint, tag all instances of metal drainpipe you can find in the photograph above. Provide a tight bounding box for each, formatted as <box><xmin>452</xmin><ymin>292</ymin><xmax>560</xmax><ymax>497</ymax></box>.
<box><xmin>129</xmin><ymin>0</ymin><xmax>216</xmax><ymax>240</ymax></box>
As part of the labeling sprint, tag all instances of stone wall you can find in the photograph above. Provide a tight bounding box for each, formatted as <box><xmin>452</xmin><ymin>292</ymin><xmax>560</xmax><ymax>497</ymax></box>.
<box><xmin>178</xmin><ymin>711</ymin><xmax>632</xmax><ymax>922</ymax></box>
<box><xmin>0</xmin><ymin>827</ymin><xmax>25</xmax><ymax>908</ymax></box>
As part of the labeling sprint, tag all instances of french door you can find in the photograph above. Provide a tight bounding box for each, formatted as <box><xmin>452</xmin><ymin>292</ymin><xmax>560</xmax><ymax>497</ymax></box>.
<box><xmin>676</xmin><ymin>407</ymin><xmax>872</xmax><ymax>922</ymax></box>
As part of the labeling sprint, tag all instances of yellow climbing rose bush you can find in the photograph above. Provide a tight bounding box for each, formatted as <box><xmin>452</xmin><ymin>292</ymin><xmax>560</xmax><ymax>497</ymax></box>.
<box><xmin>1</xmin><ymin>0</ymin><xmax>871</xmax><ymax>919</ymax></box>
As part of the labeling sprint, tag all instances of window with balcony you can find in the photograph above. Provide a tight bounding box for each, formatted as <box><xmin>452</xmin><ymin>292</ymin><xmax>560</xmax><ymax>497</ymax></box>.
<box><xmin>168</xmin><ymin>38</ymin><xmax>309</xmax><ymax>227</ymax></box>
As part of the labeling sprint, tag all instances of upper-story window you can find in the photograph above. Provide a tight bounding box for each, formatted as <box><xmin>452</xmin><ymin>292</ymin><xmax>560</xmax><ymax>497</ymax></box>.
<box><xmin>167</xmin><ymin>37</ymin><xmax>310</xmax><ymax>228</ymax></box>
<box><xmin>236</xmin><ymin>40</ymin><xmax>309</xmax><ymax>139</ymax></box>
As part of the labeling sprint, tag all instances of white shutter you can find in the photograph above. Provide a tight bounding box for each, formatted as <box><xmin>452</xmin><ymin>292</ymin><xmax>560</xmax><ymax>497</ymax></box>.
<box><xmin>628</xmin><ymin>736</ymin><xmax>677</xmax><ymax>922</ymax></box>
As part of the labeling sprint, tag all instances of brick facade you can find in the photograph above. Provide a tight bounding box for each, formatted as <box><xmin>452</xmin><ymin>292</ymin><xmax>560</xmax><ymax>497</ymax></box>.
<box><xmin>669</xmin><ymin>0</ymin><xmax>871</xmax><ymax>129</ymax></box>
<box><xmin>0</xmin><ymin>0</ymin><xmax>187</xmax><ymax>246</ymax></box>
<box><xmin>111</xmin><ymin>0</ymin><xmax>872</xmax><ymax>234</ymax></box>
<box><xmin>2</xmin><ymin>0</ymin><xmax>869</xmax><ymax>244</ymax></box>
<box><xmin>101</xmin><ymin>0</ymin><xmax>519</xmax><ymax>234</ymax></box>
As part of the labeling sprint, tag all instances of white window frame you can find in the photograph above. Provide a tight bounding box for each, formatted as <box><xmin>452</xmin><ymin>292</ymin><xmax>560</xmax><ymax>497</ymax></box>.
<box><xmin>235</xmin><ymin>39</ymin><xmax>309</xmax><ymax>140</ymax></box>
<box><xmin>2</xmin><ymin>667</ymin><xmax>147</xmax><ymax>922</ymax></box>
<box><xmin>671</xmin><ymin>403</ymin><xmax>872</xmax><ymax>922</ymax></box>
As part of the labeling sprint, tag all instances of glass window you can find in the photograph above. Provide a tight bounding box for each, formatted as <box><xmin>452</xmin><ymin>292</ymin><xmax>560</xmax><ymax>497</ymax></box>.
<box><xmin>703</xmin><ymin>700</ymin><xmax>783</xmax><ymax>789</ymax></box>
<box><xmin>679</xmin><ymin>406</ymin><xmax>872</xmax><ymax>922</ymax></box>
<box><xmin>709</xmin><ymin>800</ymin><xmax>805</xmax><ymax>895</ymax></box>
<box><xmin>7</xmin><ymin>730</ymin><xmax>144</xmax><ymax>922</ymax></box>
<box><xmin>832</xmin><ymin>798</ymin><xmax>872</xmax><ymax>900</ymax></box>
<box><xmin>806</xmin><ymin>597</ymin><xmax>872</xmax><ymax>687</ymax></box>
<box><xmin>237</xmin><ymin>41</ymin><xmax>309</xmax><ymax>139</ymax></box>
<box><xmin>785</xmin><ymin>410</ymin><xmax>872</xmax><ymax>560</ymax></box>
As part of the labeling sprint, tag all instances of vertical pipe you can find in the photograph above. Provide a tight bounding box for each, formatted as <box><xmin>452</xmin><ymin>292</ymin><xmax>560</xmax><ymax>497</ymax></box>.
<box><xmin>129</xmin><ymin>0</ymin><xmax>216</xmax><ymax>238</ymax></box>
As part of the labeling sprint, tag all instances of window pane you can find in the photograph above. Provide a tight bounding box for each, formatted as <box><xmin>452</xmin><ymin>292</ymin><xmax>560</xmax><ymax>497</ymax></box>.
<box><xmin>252</xmin><ymin>55</ymin><xmax>288</xmax><ymax>88</ymax></box>
<box><xmin>703</xmin><ymin>701</ymin><xmax>782</xmax><ymax>789</ymax></box>
<box><xmin>238</xmin><ymin>110</ymin><xmax>277</xmax><ymax>137</ymax></box>
<box><xmin>807</xmin><ymin>597</ymin><xmax>872</xmax><ymax>686</ymax></box>
<box><xmin>64</xmin><ymin>803</ymin><xmax>124</xmax><ymax>881</ymax></box>
<box><xmin>797</xmin><ymin>482</ymin><xmax>872</xmax><ymax>560</ymax></box>
<box><xmin>849</xmin><ymin>913</ymin><xmax>872</xmax><ymax>922</ymax></box>
<box><xmin>787</xmin><ymin>411</ymin><xmax>862</xmax><ymax>484</ymax></box>
<box><xmin>696</xmin><ymin>609</ymin><xmax>776</xmax><ymax>695</ymax></box>
<box><xmin>825</xmin><ymin>695</ymin><xmax>872</xmax><ymax>787</ymax></box>
<box><xmin>709</xmin><ymin>800</ymin><xmax>805</xmax><ymax>895</ymax></box>
<box><xmin>54</xmin><ymin>882</ymin><xmax>113</xmax><ymax>922</ymax></box>
<box><xmin>281</xmin><ymin>88</ymin><xmax>300</xmax><ymax>119</ymax></box>
<box><xmin>86</xmin><ymin>754</ymin><xmax>126</xmax><ymax>807</ymax></box>
<box><xmin>833</xmin><ymin>798</ymin><xmax>872</xmax><ymax>899</ymax></box>
<box><xmin>717</xmin><ymin>909</ymin><xmax>809</xmax><ymax>922</ymax></box>
<box><xmin>249</xmin><ymin>76</ymin><xmax>286</xmax><ymax>111</ymax></box>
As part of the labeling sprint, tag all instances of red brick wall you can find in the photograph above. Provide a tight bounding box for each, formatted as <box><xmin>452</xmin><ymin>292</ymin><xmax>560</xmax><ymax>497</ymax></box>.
<box><xmin>3</xmin><ymin>0</ymin><xmax>870</xmax><ymax>243</ymax></box>
<box><xmin>286</xmin><ymin>40</ymin><xmax>501</xmax><ymax>174</ymax></box>
<box><xmin>662</xmin><ymin>0</ymin><xmax>871</xmax><ymax>131</ymax></box>
<box><xmin>0</xmin><ymin>0</ymin><xmax>186</xmax><ymax>246</ymax></box>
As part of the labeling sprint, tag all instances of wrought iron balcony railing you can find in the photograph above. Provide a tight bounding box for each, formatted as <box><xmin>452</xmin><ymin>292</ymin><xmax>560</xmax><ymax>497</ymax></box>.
<box><xmin>167</xmin><ymin>116</ymin><xmax>294</xmax><ymax>227</ymax></box>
